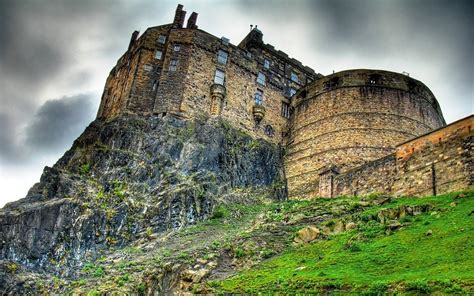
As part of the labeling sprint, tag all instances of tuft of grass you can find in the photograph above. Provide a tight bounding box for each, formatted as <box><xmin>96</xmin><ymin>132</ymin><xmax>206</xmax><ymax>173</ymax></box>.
<box><xmin>79</xmin><ymin>163</ymin><xmax>91</xmax><ymax>175</ymax></box>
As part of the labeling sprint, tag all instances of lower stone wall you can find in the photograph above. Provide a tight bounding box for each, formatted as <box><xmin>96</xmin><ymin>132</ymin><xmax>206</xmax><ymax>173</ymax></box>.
<box><xmin>335</xmin><ymin>154</ymin><xmax>397</xmax><ymax>196</ymax></box>
<box><xmin>318</xmin><ymin>115</ymin><xmax>473</xmax><ymax>198</ymax></box>
<box><xmin>392</xmin><ymin>116</ymin><xmax>473</xmax><ymax>196</ymax></box>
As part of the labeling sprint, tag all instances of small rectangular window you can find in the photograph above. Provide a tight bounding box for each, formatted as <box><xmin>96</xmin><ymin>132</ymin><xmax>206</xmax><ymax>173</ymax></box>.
<box><xmin>143</xmin><ymin>64</ymin><xmax>153</xmax><ymax>71</ymax></box>
<box><xmin>169</xmin><ymin>59</ymin><xmax>178</xmax><ymax>71</ymax></box>
<box><xmin>291</xmin><ymin>72</ymin><xmax>299</xmax><ymax>83</ymax></box>
<box><xmin>217</xmin><ymin>50</ymin><xmax>228</xmax><ymax>64</ymax></box>
<box><xmin>257</xmin><ymin>72</ymin><xmax>266</xmax><ymax>85</ymax></box>
<box><xmin>281</xmin><ymin>102</ymin><xmax>290</xmax><ymax>118</ymax></box>
<box><xmin>158</xmin><ymin>35</ymin><xmax>166</xmax><ymax>44</ymax></box>
<box><xmin>288</xmin><ymin>87</ymin><xmax>297</xmax><ymax>97</ymax></box>
<box><xmin>264</xmin><ymin>59</ymin><xmax>270</xmax><ymax>69</ymax></box>
<box><xmin>214</xmin><ymin>69</ymin><xmax>225</xmax><ymax>85</ymax></box>
<box><xmin>173</xmin><ymin>45</ymin><xmax>181</xmax><ymax>52</ymax></box>
<box><xmin>154</xmin><ymin>50</ymin><xmax>163</xmax><ymax>60</ymax></box>
<box><xmin>255</xmin><ymin>89</ymin><xmax>263</xmax><ymax>105</ymax></box>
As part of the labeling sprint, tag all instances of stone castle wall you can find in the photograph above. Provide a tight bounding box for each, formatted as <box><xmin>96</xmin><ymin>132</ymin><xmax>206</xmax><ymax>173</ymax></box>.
<box><xmin>325</xmin><ymin>116</ymin><xmax>473</xmax><ymax>197</ymax></box>
<box><xmin>286</xmin><ymin>70</ymin><xmax>446</xmax><ymax>199</ymax></box>
<box><xmin>96</xmin><ymin>5</ymin><xmax>318</xmax><ymax>144</ymax></box>
<box><xmin>95</xmin><ymin>5</ymin><xmax>470</xmax><ymax>201</ymax></box>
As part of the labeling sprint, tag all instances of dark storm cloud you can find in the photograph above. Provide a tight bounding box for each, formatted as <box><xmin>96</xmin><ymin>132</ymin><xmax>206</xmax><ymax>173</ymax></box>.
<box><xmin>24</xmin><ymin>94</ymin><xmax>95</xmax><ymax>152</ymax></box>
<box><xmin>0</xmin><ymin>0</ymin><xmax>179</xmax><ymax>167</ymax></box>
<box><xmin>0</xmin><ymin>94</ymin><xmax>95</xmax><ymax>165</ymax></box>
<box><xmin>0</xmin><ymin>112</ymin><xmax>18</xmax><ymax>160</ymax></box>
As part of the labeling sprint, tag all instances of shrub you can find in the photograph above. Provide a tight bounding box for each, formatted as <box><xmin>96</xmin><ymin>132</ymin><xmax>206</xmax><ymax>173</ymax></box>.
<box><xmin>406</xmin><ymin>279</ymin><xmax>430</xmax><ymax>293</ymax></box>
<box><xmin>368</xmin><ymin>281</ymin><xmax>389</xmax><ymax>295</ymax></box>
<box><xmin>234</xmin><ymin>247</ymin><xmax>246</xmax><ymax>258</ymax></box>
<box><xmin>211</xmin><ymin>206</ymin><xmax>229</xmax><ymax>219</ymax></box>
<box><xmin>80</xmin><ymin>163</ymin><xmax>90</xmax><ymax>175</ymax></box>
<box><xmin>260</xmin><ymin>248</ymin><xmax>276</xmax><ymax>259</ymax></box>
<box><xmin>137</xmin><ymin>283</ymin><xmax>146</xmax><ymax>295</ymax></box>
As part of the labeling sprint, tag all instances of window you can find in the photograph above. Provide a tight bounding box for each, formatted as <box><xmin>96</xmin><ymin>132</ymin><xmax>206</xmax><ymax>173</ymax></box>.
<box><xmin>255</xmin><ymin>89</ymin><xmax>263</xmax><ymax>105</ymax></box>
<box><xmin>154</xmin><ymin>50</ymin><xmax>163</xmax><ymax>60</ymax></box>
<box><xmin>257</xmin><ymin>72</ymin><xmax>266</xmax><ymax>85</ymax></box>
<box><xmin>368</xmin><ymin>74</ymin><xmax>381</xmax><ymax>85</ymax></box>
<box><xmin>281</xmin><ymin>102</ymin><xmax>291</xmax><ymax>118</ymax></box>
<box><xmin>288</xmin><ymin>88</ymin><xmax>297</xmax><ymax>97</ymax></box>
<box><xmin>169</xmin><ymin>59</ymin><xmax>178</xmax><ymax>71</ymax></box>
<box><xmin>291</xmin><ymin>72</ymin><xmax>299</xmax><ymax>83</ymax></box>
<box><xmin>143</xmin><ymin>64</ymin><xmax>153</xmax><ymax>71</ymax></box>
<box><xmin>217</xmin><ymin>50</ymin><xmax>228</xmax><ymax>64</ymax></box>
<box><xmin>158</xmin><ymin>35</ymin><xmax>166</xmax><ymax>44</ymax></box>
<box><xmin>265</xmin><ymin>125</ymin><xmax>274</xmax><ymax>137</ymax></box>
<box><xmin>173</xmin><ymin>45</ymin><xmax>181</xmax><ymax>52</ymax></box>
<box><xmin>214</xmin><ymin>69</ymin><xmax>225</xmax><ymax>85</ymax></box>
<box><xmin>264</xmin><ymin>59</ymin><xmax>270</xmax><ymax>69</ymax></box>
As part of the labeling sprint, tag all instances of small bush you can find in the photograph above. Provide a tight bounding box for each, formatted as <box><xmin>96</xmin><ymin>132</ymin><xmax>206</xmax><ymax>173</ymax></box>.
<box><xmin>348</xmin><ymin>242</ymin><xmax>362</xmax><ymax>252</ymax></box>
<box><xmin>400</xmin><ymin>216</ymin><xmax>413</xmax><ymax>223</ymax></box>
<box><xmin>94</xmin><ymin>266</ymin><xmax>104</xmax><ymax>277</ymax></box>
<box><xmin>406</xmin><ymin>279</ymin><xmax>430</xmax><ymax>293</ymax></box>
<box><xmin>212</xmin><ymin>206</ymin><xmax>229</xmax><ymax>219</ymax></box>
<box><xmin>234</xmin><ymin>247</ymin><xmax>246</xmax><ymax>258</ymax></box>
<box><xmin>80</xmin><ymin>163</ymin><xmax>90</xmax><ymax>175</ymax></box>
<box><xmin>260</xmin><ymin>248</ymin><xmax>276</xmax><ymax>259</ymax></box>
<box><xmin>368</xmin><ymin>281</ymin><xmax>389</xmax><ymax>295</ymax></box>
<box><xmin>137</xmin><ymin>283</ymin><xmax>146</xmax><ymax>295</ymax></box>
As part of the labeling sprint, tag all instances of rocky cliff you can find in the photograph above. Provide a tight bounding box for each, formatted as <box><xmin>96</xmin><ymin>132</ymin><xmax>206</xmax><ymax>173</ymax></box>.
<box><xmin>0</xmin><ymin>114</ymin><xmax>286</xmax><ymax>292</ymax></box>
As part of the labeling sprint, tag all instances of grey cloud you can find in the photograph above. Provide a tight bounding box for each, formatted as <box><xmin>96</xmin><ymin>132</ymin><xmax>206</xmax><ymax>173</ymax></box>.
<box><xmin>24</xmin><ymin>94</ymin><xmax>95</xmax><ymax>153</ymax></box>
<box><xmin>0</xmin><ymin>112</ymin><xmax>20</xmax><ymax>162</ymax></box>
<box><xmin>0</xmin><ymin>94</ymin><xmax>95</xmax><ymax>165</ymax></box>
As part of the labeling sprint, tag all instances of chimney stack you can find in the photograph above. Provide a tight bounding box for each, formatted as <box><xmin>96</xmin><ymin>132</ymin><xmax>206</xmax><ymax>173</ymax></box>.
<box><xmin>186</xmin><ymin>12</ymin><xmax>198</xmax><ymax>29</ymax></box>
<box><xmin>173</xmin><ymin>4</ymin><xmax>186</xmax><ymax>28</ymax></box>
<box><xmin>128</xmin><ymin>30</ymin><xmax>140</xmax><ymax>51</ymax></box>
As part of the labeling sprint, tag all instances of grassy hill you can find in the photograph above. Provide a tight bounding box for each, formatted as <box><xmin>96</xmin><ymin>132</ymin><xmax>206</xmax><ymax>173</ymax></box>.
<box><xmin>8</xmin><ymin>190</ymin><xmax>472</xmax><ymax>294</ymax></box>
<box><xmin>213</xmin><ymin>190</ymin><xmax>474</xmax><ymax>294</ymax></box>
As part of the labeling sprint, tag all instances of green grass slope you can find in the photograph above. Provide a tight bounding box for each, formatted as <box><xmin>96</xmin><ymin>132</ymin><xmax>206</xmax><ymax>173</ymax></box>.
<box><xmin>10</xmin><ymin>190</ymin><xmax>472</xmax><ymax>294</ymax></box>
<box><xmin>215</xmin><ymin>191</ymin><xmax>474</xmax><ymax>294</ymax></box>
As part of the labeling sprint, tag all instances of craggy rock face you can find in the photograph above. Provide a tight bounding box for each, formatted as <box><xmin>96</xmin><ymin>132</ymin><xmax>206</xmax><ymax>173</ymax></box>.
<box><xmin>0</xmin><ymin>114</ymin><xmax>287</xmax><ymax>276</ymax></box>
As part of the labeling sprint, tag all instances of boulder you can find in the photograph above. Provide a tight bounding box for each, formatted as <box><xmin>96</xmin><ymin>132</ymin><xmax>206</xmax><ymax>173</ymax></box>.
<box><xmin>333</xmin><ymin>220</ymin><xmax>345</xmax><ymax>234</ymax></box>
<box><xmin>294</xmin><ymin>226</ymin><xmax>320</xmax><ymax>244</ymax></box>
<box><xmin>345</xmin><ymin>222</ymin><xmax>357</xmax><ymax>230</ymax></box>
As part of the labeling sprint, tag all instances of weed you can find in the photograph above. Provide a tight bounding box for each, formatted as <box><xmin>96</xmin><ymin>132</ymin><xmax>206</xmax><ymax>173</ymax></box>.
<box><xmin>234</xmin><ymin>247</ymin><xmax>246</xmax><ymax>258</ymax></box>
<box><xmin>406</xmin><ymin>279</ymin><xmax>430</xmax><ymax>293</ymax></box>
<box><xmin>79</xmin><ymin>163</ymin><xmax>90</xmax><ymax>175</ymax></box>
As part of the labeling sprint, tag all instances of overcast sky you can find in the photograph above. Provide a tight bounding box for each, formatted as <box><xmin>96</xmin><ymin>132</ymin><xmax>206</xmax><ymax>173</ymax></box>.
<box><xmin>0</xmin><ymin>0</ymin><xmax>472</xmax><ymax>207</ymax></box>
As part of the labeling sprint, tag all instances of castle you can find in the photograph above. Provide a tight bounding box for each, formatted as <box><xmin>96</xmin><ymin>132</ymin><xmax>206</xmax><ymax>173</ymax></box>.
<box><xmin>98</xmin><ymin>5</ymin><xmax>473</xmax><ymax>199</ymax></box>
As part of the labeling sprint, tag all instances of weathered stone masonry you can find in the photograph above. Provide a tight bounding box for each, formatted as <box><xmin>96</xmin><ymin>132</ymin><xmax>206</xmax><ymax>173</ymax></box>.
<box><xmin>324</xmin><ymin>116</ymin><xmax>473</xmax><ymax>198</ymax></box>
<box><xmin>96</xmin><ymin>5</ymin><xmax>471</xmax><ymax>199</ymax></box>
<box><xmin>287</xmin><ymin>69</ymin><xmax>446</xmax><ymax>198</ymax></box>
<box><xmin>97</xmin><ymin>4</ymin><xmax>319</xmax><ymax>144</ymax></box>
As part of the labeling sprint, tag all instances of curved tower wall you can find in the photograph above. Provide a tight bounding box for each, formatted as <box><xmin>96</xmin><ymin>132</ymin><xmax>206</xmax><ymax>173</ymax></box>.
<box><xmin>286</xmin><ymin>69</ymin><xmax>446</xmax><ymax>199</ymax></box>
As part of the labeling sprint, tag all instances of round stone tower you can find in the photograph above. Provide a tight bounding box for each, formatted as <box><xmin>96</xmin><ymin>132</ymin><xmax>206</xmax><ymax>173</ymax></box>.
<box><xmin>285</xmin><ymin>69</ymin><xmax>446</xmax><ymax>199</ymax></box>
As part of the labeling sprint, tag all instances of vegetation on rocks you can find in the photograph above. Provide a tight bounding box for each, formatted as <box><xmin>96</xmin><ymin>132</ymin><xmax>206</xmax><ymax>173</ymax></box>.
<box><xmin>215</xmin><ymin>190</ymin><xmax>474</xmax><ymax>294</ymax></box>
<box><xmin>2</xmin><ymin>189</ymin><xmax>471</xmax><ymax>294</ymax></box>
<box><xmin>0</xmin><ymin>114</ymin><xmax>471</xmax><ymax>294</ymax></box>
